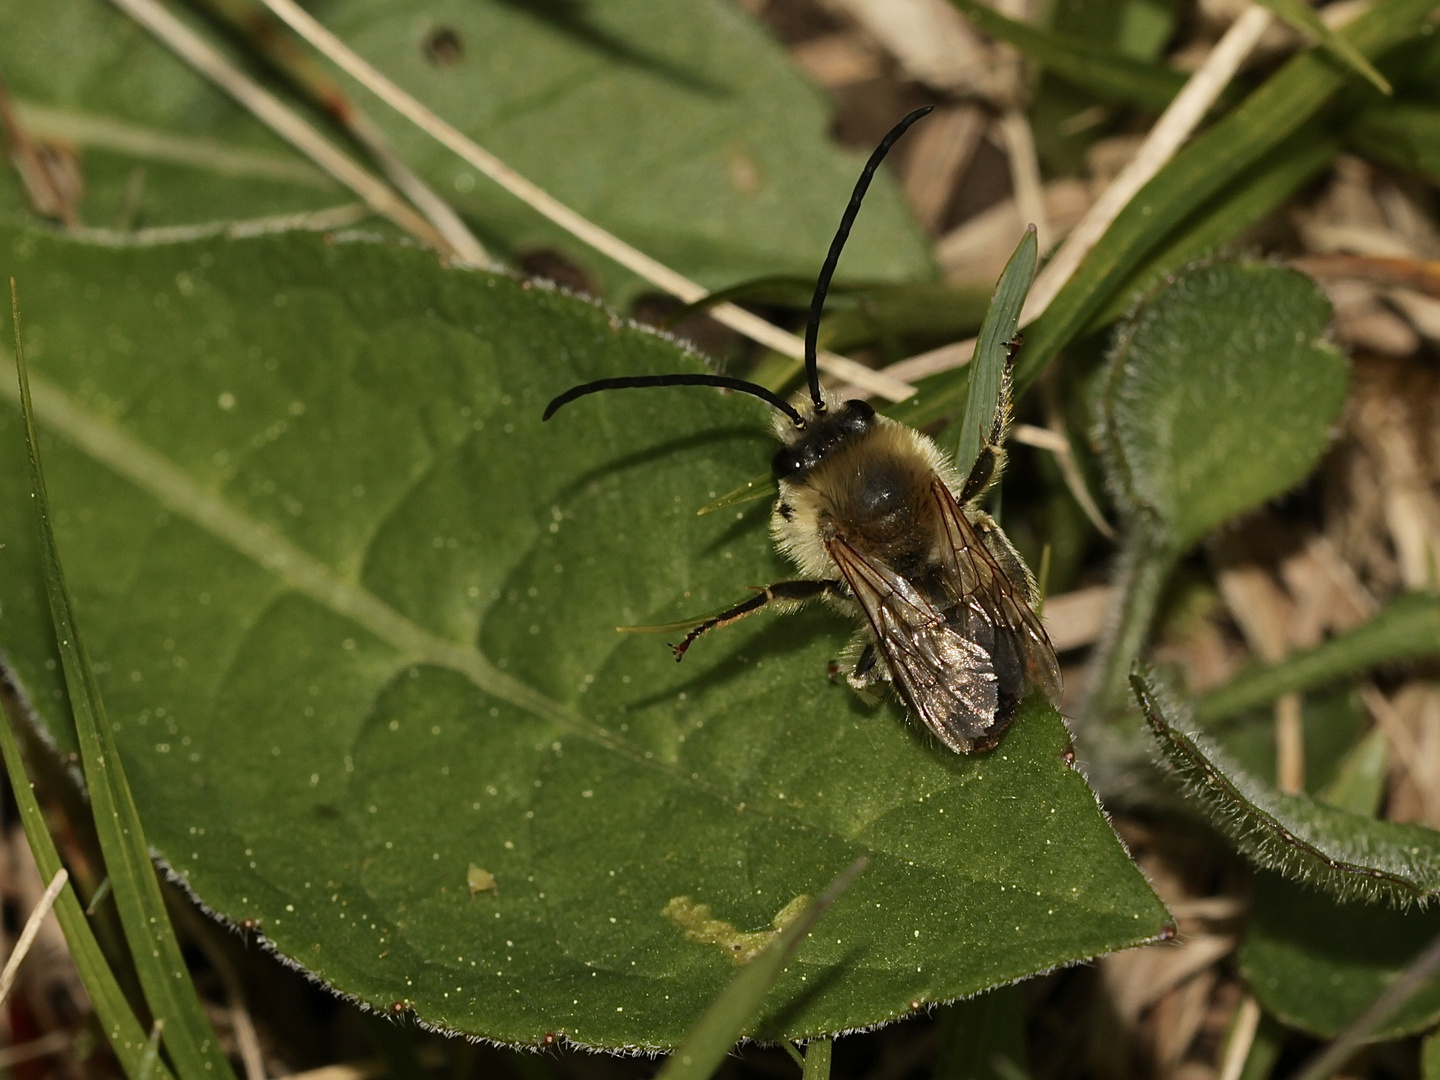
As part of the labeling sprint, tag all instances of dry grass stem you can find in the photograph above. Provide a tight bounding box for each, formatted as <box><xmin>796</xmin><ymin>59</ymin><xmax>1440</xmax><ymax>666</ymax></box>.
<box><xmin>1019</xmin><ymin>4</ymin><xmax>1272</xmax><ymax>325</ymax></box>
<box><xmin>0</xmin><ymin>867</ymin><xmax>68</xmax><ymax>1007</ymax></box>
<box><xmin>0</xmin><ymin>1031</ymin><xmax>72</xmax><ymax>1069</ymax></box>
<box><xmin>820</xmin><ymin>0</ymin><xmax>994</xmax><ymax>94</ymax></box>
<box><xmin>1011</xmin><ymin>422</ymin><xmax>1116</xmax><ymax>539</ymax></box>
<box><xmin>1215</xmin><ymin>995</ymin><xmax>1261</xmax><ymax>1080</ymax></box>
<box><xmin>255</xmin><ymin>0</ymin><xmax>914</xmax><ymax>402</ymax></box>
<box><xmin>1041</xmin><ymin>584</ymin><xmax>1113</xmax><ymax>652</ymax></box>
<box><xmin>936</xmin><ymin>180</ymin><xmax>1091</xmax><ymax>283</ymax></box>
<box><xmin>105</xmin><ymin>0</ymin><xmax>452</xmax><ymax>255</ymax></box>
<box><xmin>996</xmin><ymin>111</ymin><xmax>1050</xmax><ymax>253</ymax></box>
<box><xmin>0</xmin><ymin>69</ymin><xmax>82</xmax><ymax>227</ymax></box>
<box><xmin>901</xmin><ymin>104</ymin><xmax>986</xmax><ymax>232</ymax></box>
<box><xmin>195</xmin><ymin>0</ymin><xmax>491</xmax><ymax>268</ymax></box>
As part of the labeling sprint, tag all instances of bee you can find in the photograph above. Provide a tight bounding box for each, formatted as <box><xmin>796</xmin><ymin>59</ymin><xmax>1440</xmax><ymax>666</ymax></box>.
<box><xmin>543</xmin><ymin>107</ymin><xmax>1060</xmax><ymax>753</ymax></box>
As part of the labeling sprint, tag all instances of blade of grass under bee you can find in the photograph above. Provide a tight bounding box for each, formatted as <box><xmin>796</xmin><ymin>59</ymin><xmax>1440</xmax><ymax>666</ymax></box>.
<box><xmin>1012</xmin><ymin>0</ymin><xmax>1434</xmax><ymax>398</ymax></box>
<box><xmin>656</xmin><ymin>858</ymin><xmax>867</xmax><ymax>1080</ymax></box>
<box><xmin>1253</xmin><ymin>0</ymin><xmax>1391</xmax><ymax>94</ymax></box>
<box><xmin>10</xmin><ymin>281</ymin><xmax>235</xmax><ymax>1080</ymax></box>
<box><xmin>949</xmin><ymin>227</ymin><xmax>1036</xmax><ymax>479</ymax></box>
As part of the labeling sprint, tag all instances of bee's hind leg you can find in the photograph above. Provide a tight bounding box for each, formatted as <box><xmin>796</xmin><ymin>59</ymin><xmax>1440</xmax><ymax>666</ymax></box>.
<box><xmin>837</xmin><ymin>633</ymin><xmax>887</xmax><ymax>703</ymax></box>
<box><xmin>670</xmin><ymin>579</ymin><xmax>841</xmax><ymax>661</ymax></box>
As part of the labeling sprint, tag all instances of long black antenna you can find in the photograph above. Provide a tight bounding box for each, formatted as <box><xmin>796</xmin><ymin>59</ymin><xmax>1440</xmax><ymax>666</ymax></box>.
<box><xmin>804</xmin><ymin>105</ymin><xmax>933</xmax><ymax>414</ymax></box>
<box><xmin>543</xmin><ymin>374</ymin><xmax>806</xmax><ymax>426</ymax></box>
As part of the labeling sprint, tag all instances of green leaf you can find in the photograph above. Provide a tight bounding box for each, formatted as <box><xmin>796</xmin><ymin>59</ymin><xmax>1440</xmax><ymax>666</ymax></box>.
<box><xmin>950</xmin><ymin>228</ymin><xmax>1037</xmax><ymax>480</ymax></box>
<box><xmin>1240</xmin><ymin>873</ymin><xmax>1440</xmax><ymax>1040</ymax></box>
<box><xmin>0</xmin><ymin>226</ymin><xmax>1168</xmax><ymax>1049</ymax></box>
<box><xmin>1253</xmin><ymin>0</ymin><xmax>1391</xmax><ymax>94</ymax></box>
<box><xmin>1321</xmin><ymin>730</ymin><xmax>1388</xmax><ymax>819</ymax></box>
<box><xmin>948</xmin><ymin>0</ymin><xmax>1187</xmax><ymax>109</ymax></box>
<box><xmin>1349</xmin><ymin>101</ymin><xmax>1440</xmax><ymax>183</ymax></box>
<box><xmin>1207</xmin><ymin>686</ymin><xmax>1368</xmax><ymax>798</ymax></box>
<box><xmin>9</xmin><ymin>286</ymin><xmax>232</xmax><ymax>1080</ymax></box>
<box><xmin>1014</xmin><ymin>0</ymin><xmax>1436</xmax><ymax>398</ymax></box>
<box><xmin>933</xmin><ymin>984</ymin><xmax>1028</xmax><ymax>1080</ymax></box>
<box><xmin>1196</xmin><ymin>592</ymin><xmax>1440</xmax><ymax>723</ymax></box>
<box><xmin>1086</xmin><ymin>261</ymin><xmax>1347</xmax><ymax>709</ymax></box>
<box><xmin>1094</xmin><ymin>261</ymin><xmax>1347</xmax><ymax>555</ymax></box>
<box><xmin>656</xmin><ymin>860</ymin><xmax>864</xmax><ymax>1080</ymax></box>
<box><xmin>1133</xmin><ymin>671</ymin><xmax>1440</xmax><ymax>907</ymax></box>
<box><xmin>0</xmin><ymin>0</ymin><xmax>931</xmax><ymax>302</ymax></box>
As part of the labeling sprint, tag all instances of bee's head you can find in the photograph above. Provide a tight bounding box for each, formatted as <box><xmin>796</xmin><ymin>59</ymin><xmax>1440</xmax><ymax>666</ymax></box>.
<box><xmin>771</xmin><ymin>397</ymin><xmax>874</xmax><ymax>481</ymax></box>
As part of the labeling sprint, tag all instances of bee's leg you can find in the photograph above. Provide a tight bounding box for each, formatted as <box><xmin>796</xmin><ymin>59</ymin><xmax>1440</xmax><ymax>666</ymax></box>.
<box><xmin>670</xmin><ymin>579</ymin><xmax>842</xmax><ymax>661</ymax></box>
<box><xmin>960</xmin><ymin>356</ymin><xmax>1016</xmax><ymax>505</ymax></box>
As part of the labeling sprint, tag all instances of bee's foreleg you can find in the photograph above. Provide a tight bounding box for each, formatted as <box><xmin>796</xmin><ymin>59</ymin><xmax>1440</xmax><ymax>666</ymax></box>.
<box><xmin>670</xmin><ymin>579</ymin><xmax>841</xmax><ymax>661</ymax></box>
<box><xmin>960</xmin><ymin>355</ymin><xmax>1015</xmax><ymax>505</ymax></box>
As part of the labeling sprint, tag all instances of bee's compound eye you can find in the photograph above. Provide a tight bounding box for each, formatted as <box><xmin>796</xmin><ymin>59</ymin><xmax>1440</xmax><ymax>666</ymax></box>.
<box><xmin>843</xmin><ymin>399</ymin><xmax>875</xmax><ymax>429</ymax></box>
<box><xmin>771</xmin><ymin>446</ymin><xmax>804</xmax><ymax>479</ymax></box>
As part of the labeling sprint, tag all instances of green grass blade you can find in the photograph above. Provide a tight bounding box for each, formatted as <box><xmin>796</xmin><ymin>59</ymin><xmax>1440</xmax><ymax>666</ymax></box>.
<box><xmin>1013</xmin><ymin>0</ymin><xmax>1434</xmax><ymax>397</ymax></box>
<box><xmin>950</xmin><ymin>227</ymin><xmax>1037</xmax><ymax>478</ymax></box>
<box><xmin>1254</xmin><ymin>0</ymin><xmax>1392</xmax><ymax>93</ymax></box>
<box><xmin>0</xmin><ymin>706</ymin><xmax>174</xmax><ymax>1080</ymax></box>
<box><xmin>9</xmin><ymin>282</ymin><xmax>235</xmax><ymax>1080</ymax></box>
<box><xmin>948</xmin><ymin>0</ymin><xmax>1187</xmax><ymax>109</ymax></box>
<box><xmin>656</xmin><ymin>858</ymin><xmax>867</xmax><ymax>1080</ymax></box>
<box><xmin>1087</xmin><ymin>128</ymin><xmax>1338</xmax><ymax>330</ymax></box>
<box><xmin>1195</xmin><ymin>591</ymin><xmax>1440</xmax><ymax>723</ymax></box>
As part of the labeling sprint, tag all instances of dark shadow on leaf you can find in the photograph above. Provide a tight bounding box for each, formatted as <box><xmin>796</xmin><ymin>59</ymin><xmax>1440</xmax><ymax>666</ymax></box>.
<box><xmin>551</xmin><ymin>426</ymin><xmax>767</xmax><ymax>503</ymax></box>
<box><xmin>487</xmin><ymin>0</ymin><xmax>730</xmax><ymax>97</ymax></box>
<box><xmin>754</xmin><ymin>946</ymin><xmax>866</xmax><ymax>1041</ymax></box>
<box><xmin>620</xmin><ymin>607</ymin><xmax>855</xmax><ymax>713</ymax></box>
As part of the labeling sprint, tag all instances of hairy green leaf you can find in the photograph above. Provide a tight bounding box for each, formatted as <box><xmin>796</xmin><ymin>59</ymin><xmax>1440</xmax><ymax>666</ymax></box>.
<box><xmin>1133</xmin><ymin>672</ymin><xmax>1440</xmax><ymax>907</ymax></box>
<box><xmin>1197</xmin><ymin>592</ymin><xmax>1440</xmax><ymax>723</ymax></box>
<box><xmin>1094</xmin><ymin>261</ymin><xmax>1347</xmax><ymax>555</ymax></box>
<box><xmin>1241</xmin><ymin>873</ymin><xmax>1440</xmax><ymax>1040</ymax></box>
<box><xmin>0</xmin><ymin>226</ymin><xmax>1166</xmax><ymax>1050</ymax></box>
<box><xmin>0</xmin><ymin>0</ymin><xmax>930</xmax><ymax>301</ymax></box>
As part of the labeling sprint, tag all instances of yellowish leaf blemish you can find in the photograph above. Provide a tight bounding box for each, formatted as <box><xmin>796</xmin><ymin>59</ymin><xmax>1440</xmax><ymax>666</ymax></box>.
<box><xmin>662</xmin><ymin>893</ymin><xmax>809</xmax><ymax>964</ymax></box>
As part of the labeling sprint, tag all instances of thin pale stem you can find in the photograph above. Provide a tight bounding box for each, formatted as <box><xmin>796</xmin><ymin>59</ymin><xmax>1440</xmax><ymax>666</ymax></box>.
<box><xmin>0</xmin><ymin>868</ymin><xmax>69</xmax><ymax>1006</ymax></box>
<box><xmin>106</xmin><ymin>0</ymin><xmax>454</xmax><ymax>255</ymax></box>
<box><xmin>252</xmin><ymin>0</ymin><xmax>916</xmax><ymax>402</ymax></box>
<box><xmin>1020</xmin><ymin>4</ymin><xmax>1273</xmax><ymax>323</ymax></box>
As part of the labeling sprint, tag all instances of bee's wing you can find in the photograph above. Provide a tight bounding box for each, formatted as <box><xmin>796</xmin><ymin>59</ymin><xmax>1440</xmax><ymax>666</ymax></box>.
<box><xmin>827</xmin><ymin>537</ymin><xmax>1003</xmax><ymax>753</ymax></box>
<box><xmin>930</xmin><ymin>479</ymin><xmax>1062</xmax><ymax>706</ymax></box>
